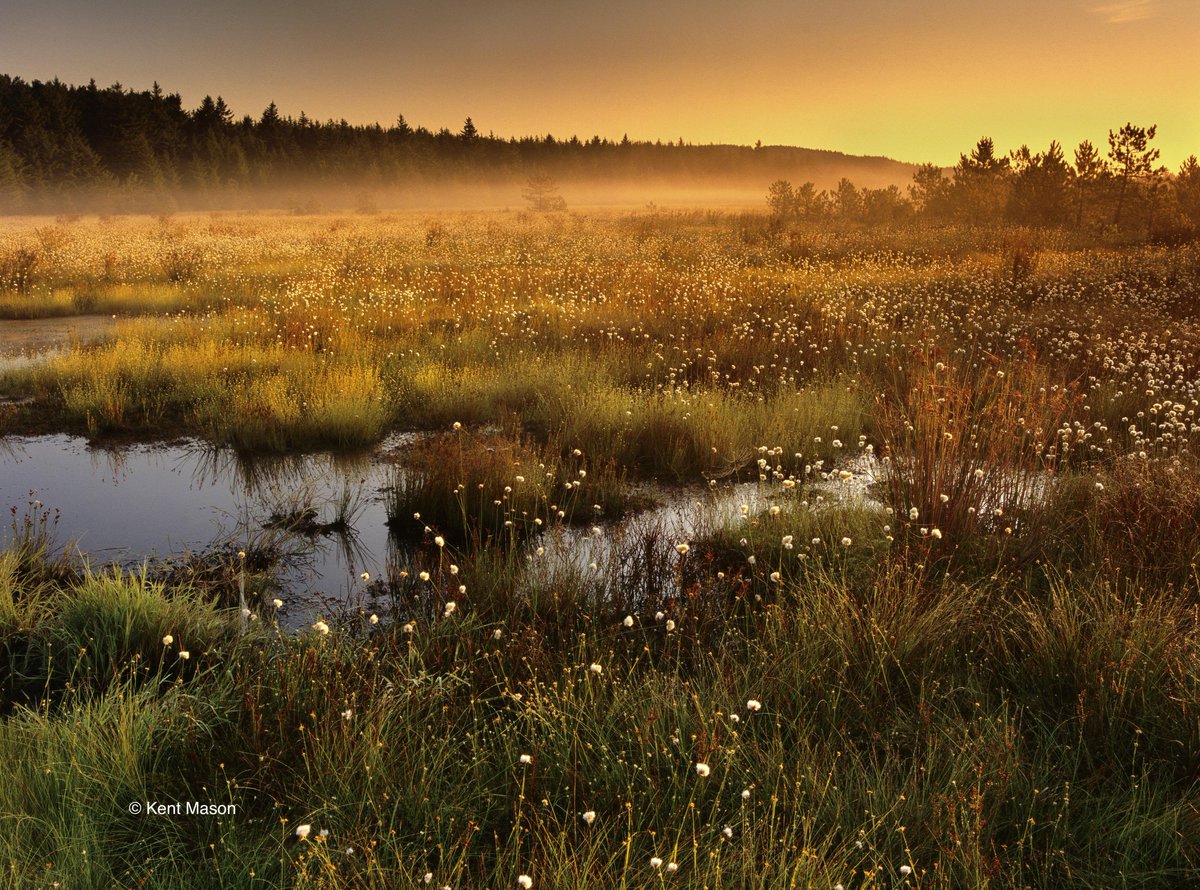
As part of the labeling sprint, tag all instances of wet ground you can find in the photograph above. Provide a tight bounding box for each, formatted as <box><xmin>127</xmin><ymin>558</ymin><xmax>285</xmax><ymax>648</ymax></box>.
<box><xmin>0</xmin><ymin>313</ymin><xmax>116</xmax><ymax>353</ymax></box>
<box><xmin>0</xmin><ymin>433</ymin><xmax>890</xmax><ymax>627</ymax></box>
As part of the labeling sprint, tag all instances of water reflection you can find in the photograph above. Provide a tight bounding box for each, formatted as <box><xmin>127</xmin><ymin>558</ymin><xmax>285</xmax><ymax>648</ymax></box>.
<box><xmin>0</xmin><ymin>433</ymin><xmax>888</xmax><ymax>628</ymax></box>
<box><xmin>0</xmin><ymin>434</ymin><xmax>399</xmax><ymax>625</ymax></box>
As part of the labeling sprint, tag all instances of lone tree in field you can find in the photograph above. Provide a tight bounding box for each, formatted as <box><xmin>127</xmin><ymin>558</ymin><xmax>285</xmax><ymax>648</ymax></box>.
<box><xmin>1108</xmin><ymin>122</ymin><xmax>1159</xmax><ymax>226</ymax></box>
<box><xmin>522</xmin><ymin>172</ymin><xmax>566</xmax><ymax>211</ymax></box>
<box><xmin>766</xmin><ymin>179</ymin><xmax>796</xmax><ymax>219</ymax></box>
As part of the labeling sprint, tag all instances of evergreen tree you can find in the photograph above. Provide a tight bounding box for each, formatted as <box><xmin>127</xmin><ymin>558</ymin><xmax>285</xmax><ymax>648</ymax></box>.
<box><xmin>766</xmin><ymin>179</ymin><xmax>795</xmax><ymax>219</ymax></box>
<box><xmin>834</xmin><ymin>177</ymin><xmax>862</xmax><ymax>219</ymax></box>
<box><xmin>909</xmin><ymin>163</ymin><xmax>952</xmax><ymax>219</ymax></box>
<box><xmin>952</xmin><ymin>137</ymin><xmax>1010</xmax><ymax>224</ymax></box>
<box><xmin>1175</xmin><ymin>156</ymin><xmax>1200</xmax><ymax>231</ymax></box>
<box><xmin>1108</xmin><ymin>123</ymin><xmax>1159</xmax><ymax>226</ymax></box>
<box><xmin>1072</xmin><ymin>140</ymin><xmax>1107</xmax><ymax>228</ymax></box>
<box><xmin>522</xmin><ymin>171</ymin><xmax>565</xmax><ymax>211</ymax></box>
<box><xmin>1008</xmin><ymin>141</ymin><xmax>1072</xmax><ymax>226</ymax></box>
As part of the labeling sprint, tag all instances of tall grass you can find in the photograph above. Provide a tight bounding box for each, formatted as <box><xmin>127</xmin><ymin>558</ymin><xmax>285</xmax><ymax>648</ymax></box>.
<box><xmin>876</xmin><ymin>356</ymin><xmax>1075</xmax><ymax>567</ymax></box>
<box><xmin>385</xmin><ymin>429</ymin><xmax>636</xmax><ymax>546</ymax></box>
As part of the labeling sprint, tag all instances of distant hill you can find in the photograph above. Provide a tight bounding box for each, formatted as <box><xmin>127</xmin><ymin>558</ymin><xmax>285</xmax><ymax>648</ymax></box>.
<box><xmin>0</xmin><ymin>74</ymin><xmax>917</xmax><ymax>212</ymax></box>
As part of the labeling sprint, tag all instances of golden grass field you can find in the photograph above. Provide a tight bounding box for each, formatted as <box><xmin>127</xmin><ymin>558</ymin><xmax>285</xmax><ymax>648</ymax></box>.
<box><xmin>1</xmin><ymin>210</ymin><xmax>1199</xmax><ymax>887</ymax></box>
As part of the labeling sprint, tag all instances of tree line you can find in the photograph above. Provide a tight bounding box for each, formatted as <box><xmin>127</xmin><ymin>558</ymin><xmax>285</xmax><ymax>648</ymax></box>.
<box><xmin>0</xmin><ymin>74</ymin><xmax>909</xmax><ymax>211</ymax></box>
<box><xmin>2</xmin><ymin>74</ymin><xmax>1196</xmax><ymax>234</ymax></box>
<box><xmin>768</xmin><ymin>128</ymin><xmax>1200</xmax><ymax>239</ymax></box>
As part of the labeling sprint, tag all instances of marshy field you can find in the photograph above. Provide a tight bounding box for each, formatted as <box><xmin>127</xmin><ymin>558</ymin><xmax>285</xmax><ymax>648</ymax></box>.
<box><xmin>2</xmin><ymin>210</ymin><xmax>1199</xmax><ymax>887</ymax></box>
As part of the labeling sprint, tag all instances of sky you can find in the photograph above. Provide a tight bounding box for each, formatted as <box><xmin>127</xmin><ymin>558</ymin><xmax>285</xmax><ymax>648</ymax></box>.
<box><xmin>3</xmin><ymin>0</ymin><xmax>1198</xmax><ymax>167</ymax></box>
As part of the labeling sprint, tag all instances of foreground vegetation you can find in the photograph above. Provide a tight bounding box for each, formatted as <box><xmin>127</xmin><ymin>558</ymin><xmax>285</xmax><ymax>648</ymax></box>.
<box><xmin>2</xmin><ymin>210</ymin><xmax>1200</xmax><ymax>886</ymax></box>
<box><xmin>3</xmin><ymin>449</ymin><xmax>1199</xmax><ymax>888</ymax></box>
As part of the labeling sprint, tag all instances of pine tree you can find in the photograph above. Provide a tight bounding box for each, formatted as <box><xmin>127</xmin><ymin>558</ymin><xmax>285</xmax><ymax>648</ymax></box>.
<box><xmin>766</xmin><ymin>179</ymin><xmax>795</xmax><ymax>219</ymax></box>
<box><xmin>1108</xmin><ymin>123</ymin><xmax>1159</xmax><ymax>226</ymax></box>
<box><xmin>953</xmin><ymin>137</ymin><xmax>1010</xmax><ymax>224</ymax></box>
<box><xmin>909</xmin><ymin>163</ymin><xmax>952</xmax><ymax>219</ymax></box>
<box><xmin>1072</xmin><ymin>140</ymin><xmax>1107</xmax><ymax>228</ymax></box>
<box><xmin>1175</xmin><ymin>156</ymin><xmax>1200</xmax><ymax>231</ymax></box>
<box><xmin>522</xmin><ymin>172</ymin><xmax>565</xmax><ymax>211</ymax></box>
<box><xmin>1008</xmin><ymin>141</ymin><xmax>1072</xmax><ymax>226</ymax></box>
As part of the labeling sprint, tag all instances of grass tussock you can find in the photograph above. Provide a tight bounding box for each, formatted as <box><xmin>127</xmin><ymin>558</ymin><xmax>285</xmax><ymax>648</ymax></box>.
<box><xmin>385</xmin><ymin>429</ymin><xmax>637</xmax><ymax>546</ymax></box>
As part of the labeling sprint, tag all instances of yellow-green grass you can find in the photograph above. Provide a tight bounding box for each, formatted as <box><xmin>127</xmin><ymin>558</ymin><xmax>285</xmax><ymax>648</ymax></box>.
<box><xmin>0</xmin><ymin>212</ymin><xmax>1195</xmax><ymax>482</ymax></box>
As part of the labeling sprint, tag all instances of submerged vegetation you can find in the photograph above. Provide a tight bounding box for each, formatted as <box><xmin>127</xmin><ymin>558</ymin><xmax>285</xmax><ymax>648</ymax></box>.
<box><xmin>2</xmin><ymin>208</ymin><xmax>1200</xmax><ymax>886</ymax></box>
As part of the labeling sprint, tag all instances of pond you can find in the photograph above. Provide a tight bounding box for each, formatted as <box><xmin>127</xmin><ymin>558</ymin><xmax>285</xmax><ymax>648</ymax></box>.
<box><xmin>0</xmin><ymin>434</ymin><xmax>403</xmax><ymax>626</ymax></box>
<box><xmin>0</xmin><ymin>434</ymin><xmax>887</xmax><ymax>627</ymax></box>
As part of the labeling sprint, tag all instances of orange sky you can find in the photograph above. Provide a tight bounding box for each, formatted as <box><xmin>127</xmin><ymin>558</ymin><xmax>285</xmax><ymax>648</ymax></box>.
<box><xmin>3</xmin><ymin>0</ymin><xmax>1197</xmax><ymax>166</ymax></box>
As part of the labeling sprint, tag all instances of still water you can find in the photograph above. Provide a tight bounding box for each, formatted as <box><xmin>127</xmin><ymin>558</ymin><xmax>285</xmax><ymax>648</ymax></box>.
<box><xmin>0</xmin><ymin>434</ymin><xmax>882</xmax><ymax>625</ymax></box>
<box><xmin>0</xmin><ymin>434</ymin><xmax>402</xmax><ymax>622</ymax></box>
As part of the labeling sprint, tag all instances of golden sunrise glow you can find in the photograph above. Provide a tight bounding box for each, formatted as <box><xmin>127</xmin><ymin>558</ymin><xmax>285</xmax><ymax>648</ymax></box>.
<box><xmin>2</xmin><ymin>0</ymin><xmax>1196</xmax><ymax>165</ymax></box>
